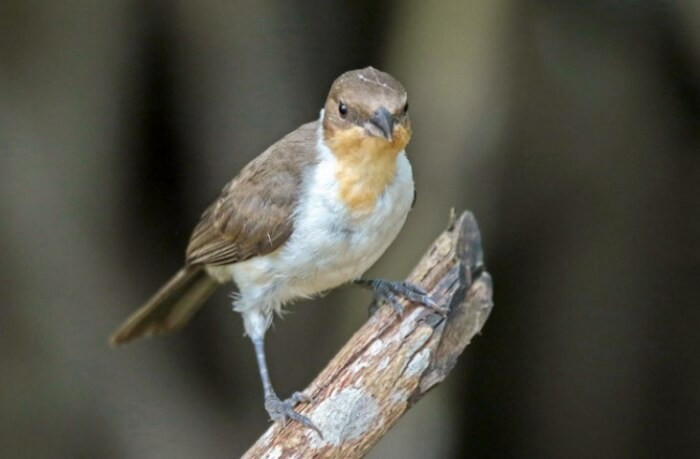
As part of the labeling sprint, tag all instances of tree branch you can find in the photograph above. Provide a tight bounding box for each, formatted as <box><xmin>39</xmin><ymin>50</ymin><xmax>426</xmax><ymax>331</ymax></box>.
<box><xmin>243</xmin><ymin>210</ymin><xmax>494</xmax><ymax>458</ymax></box>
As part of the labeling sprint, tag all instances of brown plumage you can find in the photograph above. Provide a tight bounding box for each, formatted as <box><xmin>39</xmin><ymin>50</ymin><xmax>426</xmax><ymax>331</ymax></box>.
<box><xmin>109</xmin><ymin>267</ymin><xmax>218</xmax><ymax>344</ymax></box>
<box><xmin>110</xmin><ymin>121</ymin><xmax>319</xmax><ymax>346</ymax></box>
<box><xmin>322</xmin><ymin>67</ymin><xmax>409</xmax><ymax>140</ymax></box>
<box><xmin>186</xmin><ymin>121</ymin><xmax>319</xmax><ymax>266</ymax></box>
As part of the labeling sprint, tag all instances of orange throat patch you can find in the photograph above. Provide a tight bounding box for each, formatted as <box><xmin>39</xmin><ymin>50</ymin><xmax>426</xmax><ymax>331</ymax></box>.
<box><xmin>324</xmin><ymin>124</ymin><xmax>411</xmax><ymax>214</ymax></box>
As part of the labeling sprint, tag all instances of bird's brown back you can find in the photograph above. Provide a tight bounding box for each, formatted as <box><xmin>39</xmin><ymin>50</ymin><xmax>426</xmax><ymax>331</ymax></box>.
<box><xmin>186</xmin><ymin>121</ymin><xmax>320</xmax><ymax>266</ymax></box>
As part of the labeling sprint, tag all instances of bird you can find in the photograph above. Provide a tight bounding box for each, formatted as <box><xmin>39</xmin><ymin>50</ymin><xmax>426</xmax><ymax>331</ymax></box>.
<box><xmin>110</xmin><ymin>66</ymin><xmax>440</xmax><ymax>434</ymax></box>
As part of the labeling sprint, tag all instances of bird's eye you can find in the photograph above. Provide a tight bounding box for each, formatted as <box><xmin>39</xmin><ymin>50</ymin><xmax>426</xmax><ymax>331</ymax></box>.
<box><xmin>403</xmin><ymin>102</ymin><xmax>409</xmax><ymax>115</ymax></box>
<box><xmin>338</xmin><ymin>102</ymin><xmax>348</xmax><ymax>117</ymax></box>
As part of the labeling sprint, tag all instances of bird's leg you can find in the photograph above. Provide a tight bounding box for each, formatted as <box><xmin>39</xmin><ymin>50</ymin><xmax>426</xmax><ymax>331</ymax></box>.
<box><xmin>250</xmin><ymin>336</ymin><xmax>322</xmax><ymax>437</ymax></box>
<box><xmin>354</xmin><ymin>278</ymin><xmax>446</xmax><ymax>316</ymax></box>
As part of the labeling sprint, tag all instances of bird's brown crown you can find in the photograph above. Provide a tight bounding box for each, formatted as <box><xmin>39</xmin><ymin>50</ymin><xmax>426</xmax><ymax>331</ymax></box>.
<box><xmin>322</xmin><ymin>67</ymin><xmax>412</xmax><ymax>213</ymax></box>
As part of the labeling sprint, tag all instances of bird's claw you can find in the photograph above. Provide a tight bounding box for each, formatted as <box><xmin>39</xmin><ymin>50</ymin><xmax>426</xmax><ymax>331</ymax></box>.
<box><xmin>360</xmin><ymin>279</ymin><xmax>445</xmax><ymax>317</ymax></box>
<box><xmin>265</xmin><ymin>392</ymin><xmax>322</xmax><ymax>438</ymax></box>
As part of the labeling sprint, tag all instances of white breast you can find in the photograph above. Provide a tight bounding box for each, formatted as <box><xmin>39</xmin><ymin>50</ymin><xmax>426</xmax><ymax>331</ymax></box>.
<box><xmin>277</xmin><ymin>144</ymin><xmax>414</xmax><ymax>299</ymax></box>
<box><xmin>222</xmin><ymin>131</ymin><xmax>414</xmax><ymax>320</ymax></box>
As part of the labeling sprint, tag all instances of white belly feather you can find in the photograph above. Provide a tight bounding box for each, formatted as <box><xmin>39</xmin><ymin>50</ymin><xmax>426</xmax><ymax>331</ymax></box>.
<box><xmin>276</xmin><ymin>148</ymin><xmax>414</xmax><ymax>299</ymax></box>
<box><xmin>213</xmin><ymin>140</ymin><xmax>414</xmax><ymax>337</ymax></box>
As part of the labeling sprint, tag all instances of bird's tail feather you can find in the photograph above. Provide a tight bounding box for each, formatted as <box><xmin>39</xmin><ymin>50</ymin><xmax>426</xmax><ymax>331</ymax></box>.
<box><xmin>110</xmin><ymin>266</ymin><xmax>219</xmax><ymax>346</ymax></box>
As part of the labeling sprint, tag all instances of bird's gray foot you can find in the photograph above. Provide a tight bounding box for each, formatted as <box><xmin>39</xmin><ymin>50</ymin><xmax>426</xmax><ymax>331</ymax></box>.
<box><xmin>356</xmin><ymin>279</ymin><xmax>446</xmax><ymax>316</ymax></box>
<box><xmin>264</xmin><ymin>391</ymin><xmax>322</xmax><ymax>437</ymax></box>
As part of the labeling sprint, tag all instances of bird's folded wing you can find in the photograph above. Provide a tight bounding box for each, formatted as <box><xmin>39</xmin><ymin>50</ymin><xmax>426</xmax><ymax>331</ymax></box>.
<box><xmin>186</xmin><ymin>121</ymin><xmax>319</xmax><ymax>266</ymax></box>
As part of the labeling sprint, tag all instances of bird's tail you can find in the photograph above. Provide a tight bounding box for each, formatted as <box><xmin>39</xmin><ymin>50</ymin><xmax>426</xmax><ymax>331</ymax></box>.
<box><xmin>110</xmin><ymin>266</ymin><xmax>219</xmax><ymax>346</ymax></box>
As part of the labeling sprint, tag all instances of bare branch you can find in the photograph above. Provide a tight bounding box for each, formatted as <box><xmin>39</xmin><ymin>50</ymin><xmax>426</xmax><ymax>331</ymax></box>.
<box><xmin>243</xmin><ymin>211</ymin><xmax>493</xmax><ymax>458</ymax></box>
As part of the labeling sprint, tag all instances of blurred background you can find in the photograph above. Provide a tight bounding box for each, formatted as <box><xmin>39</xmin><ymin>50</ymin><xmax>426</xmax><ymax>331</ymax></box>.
<box><xmin>1</xmin><ymin>0</ymin><xmax>699</xmax><ymax>457</ymax></box>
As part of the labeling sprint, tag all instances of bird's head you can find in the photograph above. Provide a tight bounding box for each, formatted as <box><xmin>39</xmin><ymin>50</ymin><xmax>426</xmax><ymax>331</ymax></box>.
<box><xmin>322</xmin><ymin>67</ymin><xmax>411</xmax><ymax>158</ymax></box>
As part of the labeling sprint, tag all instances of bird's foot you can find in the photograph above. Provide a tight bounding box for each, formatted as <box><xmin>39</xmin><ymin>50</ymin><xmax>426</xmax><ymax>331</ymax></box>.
<box><xmin>356</xmin><ymin>279</ymin><xmax>446</xmax><ymax>316</ymax></box>
<box><xmin>264</xmin><ymin>391</ymin><xmax>322</xmax><ymax>437</ymax></box>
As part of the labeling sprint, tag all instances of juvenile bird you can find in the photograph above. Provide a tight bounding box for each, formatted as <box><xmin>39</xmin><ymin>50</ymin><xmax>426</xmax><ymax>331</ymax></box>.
<box><xmin>111</xmin><ymin>67</ymin><xmax>439</xmax><ymax>433</ymax></box>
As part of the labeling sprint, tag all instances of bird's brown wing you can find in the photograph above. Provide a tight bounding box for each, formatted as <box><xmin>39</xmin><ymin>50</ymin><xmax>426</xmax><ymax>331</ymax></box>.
<box><xmin>186</xmin><ymin>121</ymin><xmax>319</xmax><ymax>267</ymax></box>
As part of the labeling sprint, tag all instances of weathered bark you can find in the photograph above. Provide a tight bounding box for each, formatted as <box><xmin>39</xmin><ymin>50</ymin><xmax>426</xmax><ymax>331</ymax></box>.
<box><xmin>243</xmin><ymin>210</ymin><xmax>493</xmax><ymax>459</ymax></box>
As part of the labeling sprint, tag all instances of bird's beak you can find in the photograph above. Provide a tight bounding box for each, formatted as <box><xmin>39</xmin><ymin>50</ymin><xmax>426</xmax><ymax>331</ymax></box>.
<box><xmin>367</xmin><ymin>107</ymin><xmax>394</xmax><ymax>142</ymax></box>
